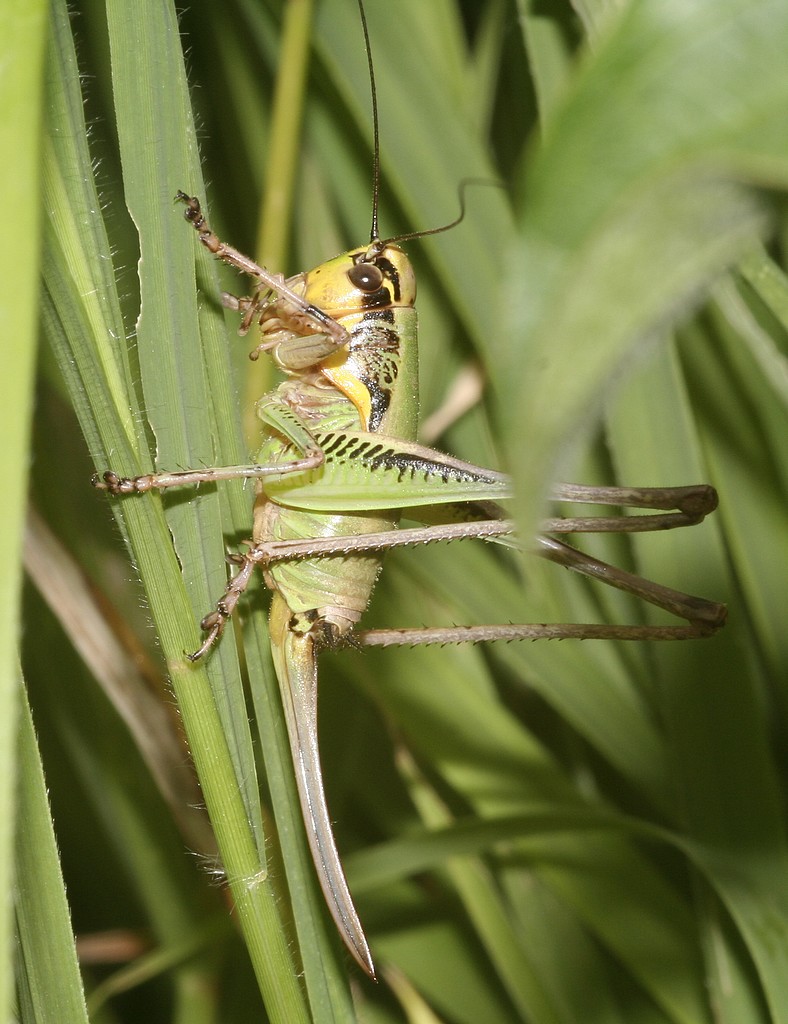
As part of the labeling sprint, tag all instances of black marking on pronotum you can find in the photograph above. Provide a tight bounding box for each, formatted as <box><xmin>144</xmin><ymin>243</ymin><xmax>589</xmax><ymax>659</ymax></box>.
<box><xmin>361</xmin><ymin>375</ymin><xmax>390</xmax><ymax>432</ymax></box>
<box><xmin>348</xmin><ymin>318</ymin><xmax>400</xmax><ymax>354</ymax></box>
<box><xmin>346</xmin><ymin>314</ymin><xmax>402</xmax><ymax>430</ymax></box>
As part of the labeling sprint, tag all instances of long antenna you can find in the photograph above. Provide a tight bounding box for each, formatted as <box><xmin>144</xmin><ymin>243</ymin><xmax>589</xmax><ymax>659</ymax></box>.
<box><xmin>356</xmin><ymin>0</ymin><xmax>381</xmax><ymax>243</ymax></box>
<box><xmin>355</xmin><ymin>0</ymin><xmax>499</xmax><ymax>259</ymax></box>
<box><xmin>385</xmin><ymin>178</ymin><xmax>500</xmax><ymax>246</ymax></box>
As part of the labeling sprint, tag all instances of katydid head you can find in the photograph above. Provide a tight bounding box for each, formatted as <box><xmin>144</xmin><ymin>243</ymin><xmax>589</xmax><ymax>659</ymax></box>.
<box><xmin>300</xmin><ymin>243</ymin><xmax>416</xmax><ymax>317</ymax></box>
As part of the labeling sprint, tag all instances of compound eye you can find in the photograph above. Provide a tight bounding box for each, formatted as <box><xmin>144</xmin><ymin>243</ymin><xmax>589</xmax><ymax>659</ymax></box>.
<box><xmin>348</xmin><ymin>261</ymin><xmax>384</xmax><ymax>292</ymax></box>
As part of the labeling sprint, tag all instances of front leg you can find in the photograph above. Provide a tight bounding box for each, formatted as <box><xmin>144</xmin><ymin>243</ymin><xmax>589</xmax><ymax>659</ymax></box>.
<box><xmin>175</xmin><ymin>191</ymin><xmax>350</xmax><ymax>354</ymax></box>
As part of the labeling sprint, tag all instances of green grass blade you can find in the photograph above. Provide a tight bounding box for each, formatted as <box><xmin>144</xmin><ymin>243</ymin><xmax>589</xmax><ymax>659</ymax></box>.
<box><xmin>256</xmin><ymin>0</ymin><xmax>314</xmax><ymax>271</ymax></box>
<box><xmin>15</xmin><ymin>681</ymin><xmax>90</xmax><ymax>1023</ymax></box>
<box><xmin>0</xmin><ymin>0</ymin><xmax>47</xmax><ymax>1016</ymax></box>
<box><xmin>401</xmin><ymin>751</ymin><xmax>565</xmax><ymax>1024</ymax></box>
<box><xmin>103</xmin><ymin>0</ymin><xmax>266</xmax><ymax>847</ymax></box>
<box><xmin>517</xmin><ymin>0</ymin><xmax>577</xmax><ymax>124</ymax></box>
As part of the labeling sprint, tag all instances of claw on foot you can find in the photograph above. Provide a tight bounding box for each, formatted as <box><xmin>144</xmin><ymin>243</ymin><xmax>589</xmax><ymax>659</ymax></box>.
<box><xmin>188</xmin><ymin>611</ymin><xmax>226</xmax><ymax>662</ymax></box>
<box><xmin>92</xmin><ymin>470</ymin><xmax>153</xmax><ymax>494</ymax></box>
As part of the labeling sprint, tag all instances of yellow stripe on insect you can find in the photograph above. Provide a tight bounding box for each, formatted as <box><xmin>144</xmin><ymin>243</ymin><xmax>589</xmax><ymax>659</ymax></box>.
<box><xmin>321</xmin><ymin>348</ymin><xmax>373</xmax><ymax>430</ymax></box>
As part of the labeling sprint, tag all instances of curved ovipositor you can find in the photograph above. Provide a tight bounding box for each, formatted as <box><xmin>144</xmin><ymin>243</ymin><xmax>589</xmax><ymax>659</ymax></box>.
<box><xmin>268</xmin><ymin>593</ymin><xmax>375</xmax><ymax>978</ymax></box>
